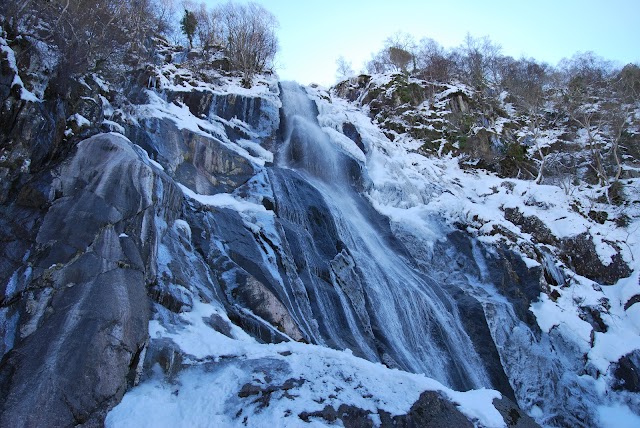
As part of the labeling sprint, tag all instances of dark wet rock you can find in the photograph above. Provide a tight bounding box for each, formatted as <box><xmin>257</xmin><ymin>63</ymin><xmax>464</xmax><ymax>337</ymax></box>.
<box><xmin>211</xmin><ymin>94</ymin><xmax>264</xmax><ymax>126</ymax></box>
<box><xmin>176</xmin><ymin>202</ymin><xmax>304</xmax><ymax>345</ymax></box>
<box><xmin>484</xmin><ymin>245</ymin><xmax>543</xmax><ymax>330</ymax></box>
<box><xmin>0</xmin><ymin>203</ymin><xmax>43</xmax><ymax>308</ymax></box>
<box><xmin>210</xmin><ymin>92</ymin><xmax>280</xmax><ymax>140</ymax></box>
<box><xmin>204</xmin><ymin>313</ymin><xmax>233</xmax><ymax>338</ymax></box>
<box><xmin>300</xmin><ymin>404</ymin><xmax>374</xmax><ymax>427</ymax></box>
<box><xmin>493</xmin><ymin>397</ymin><xmax>541</xmax><ymax>427</ymax></box>
<box><xmin>141</xmin><ymin>338</ymin><xmax>184</xmax><ymax>382</ymax></box>
<box><xmin>342</xmin><ymin>121</ymin><xmax>366</xmax><ymax>153</ymax></box>
<box><xmin>560</xmin><ymin>233</ymin><xmax>631</xmax><ymax>285</ymax></box>
<box><xmin>167</xmin><ymin>90</ymin><xmax>214</xmax><ymax>118</ymax></box>
<box><xmin>0</xmin><ymin>263</ymin><xmax>150</xmax><ymax>427</ymax></box>
<box><xmin>453</xmin><ymin>291</ymin><xmax>516</xmax><ymax>400</ymax></box>
<box><xmin>579</xmin><ymin>305</ymin><xmax>608</xmax><ymax>333</ymax></box>
<box><xmin>14</xmin><ymin>181</ymin><xmax>49</xmax><ymax>209</ymax></box>
<box><xmin>240</xmin><ymin>378</ymin><xmax>305</xmax><ymax>409</ymax></box>
<box><xmin>625</xmin><ymin>294</ymin><xmax>640</xmax><ymax>311</ymax></box>
<box><xmin>503</xmin><ymin>207</ymin><xmax>558</xmax><ymax>246</ymax></box>
<box><xmin>183</xmin><ymin>131</ymin><xmax>255</xmax><ymax>193</ymax></box>
<box><xmin>0</xmin><ymin>98</ymin><xmax>66</xmax><ymax>202</ymax></box>
<box><xmin>612</xmin><ymin>350</ymin><xmax>640</xmax><ymax>393</ymax></box>
<box><xmin>380</xmin><ymin>390</ymin><xmax>473</xmax><ymax>428</ymax></box>
<box><xmin>330</xmin><ymin>249</ymin><xmax>373</xmax><ymax>337</ymax></box>
<box><xmin>149</xmin><ymin>281</ymin><xmax>193</xmax><ymax>313</ymax></box>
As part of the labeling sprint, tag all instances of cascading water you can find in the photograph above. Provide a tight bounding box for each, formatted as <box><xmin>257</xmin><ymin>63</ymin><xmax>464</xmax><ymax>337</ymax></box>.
<box><xmin>268</xmin><ymin>82</ymin><xmax>495</xmax><ymax>392</ymax></box>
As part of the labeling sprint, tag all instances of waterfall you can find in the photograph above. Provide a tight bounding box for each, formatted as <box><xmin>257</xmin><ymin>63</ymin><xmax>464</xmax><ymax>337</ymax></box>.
<box><xmin>269</xmin><ymin>82</ymin><xmax>494</xmax><ymax>392</ymax></box>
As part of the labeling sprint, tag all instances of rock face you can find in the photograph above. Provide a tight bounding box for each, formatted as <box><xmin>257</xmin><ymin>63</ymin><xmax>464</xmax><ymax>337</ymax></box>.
<box><xmin>0</xmin><ymin>134</ymin><xmax>181</xmax><ymax>426</ymax></box>
<box><xmin>130</xmin><ymin>117</ymin><xmax>255</xmax><ymax>195</ymax></box>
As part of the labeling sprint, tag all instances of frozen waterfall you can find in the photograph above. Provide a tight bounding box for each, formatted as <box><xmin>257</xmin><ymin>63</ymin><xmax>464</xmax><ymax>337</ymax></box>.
<box><xmin>269</xmin><ymin>82</ymin><xmax>494</xmax><ymax>391</ymax></box>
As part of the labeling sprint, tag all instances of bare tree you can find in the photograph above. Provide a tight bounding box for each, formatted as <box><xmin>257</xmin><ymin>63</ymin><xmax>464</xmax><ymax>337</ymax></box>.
<box><xmin>194</xmin><ymin>3</ymin><xmax>222</xmax><ymax>48</ymax></box>
<box><xmin>335</xmin><ymin>56</ymin><xmax>355</xmax><ymax>82</ymax></box>
<box><xmin>603</xmin><ymin>101</ymin><xmax>627</xmax><ymax>183</ymax></box>
<box><xmin>152</xmin><ymin>0</ymin><xmax>178</xmax><ymax>36</ymax></box>
<box><xmin>217</xmin><ymin>1</ymin><xmax>278</xmax><ymax>87</ymax></box>
<box><xmin>415</xmin><ymin>38</ymin><xmax>454</xmax><ymax>82</ymax></box>
<box><xmin>3</xmin><ymin>0</ymin><xmax>163</xmax><ymax>85</ymax></box>
<box><xmin>561</xmin><ymin>52</ymin><xmax>615</xmax><ymax>187</ymax></box>
<box><xmin>616</xmin><ymin>63</ymin><xmax>640</xmax><ymax>102</ymax></box>
<box><xmin>454</xmin><ymin>33</ymin><xmax>502</xmax><ymax>89</ymax></box>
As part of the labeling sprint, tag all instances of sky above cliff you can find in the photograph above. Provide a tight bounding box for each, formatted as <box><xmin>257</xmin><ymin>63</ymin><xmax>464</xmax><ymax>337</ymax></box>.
<box><xmin>203</xmin><ymin>0</ymin><xmax>640</xmax><ymax>87</ymax></box>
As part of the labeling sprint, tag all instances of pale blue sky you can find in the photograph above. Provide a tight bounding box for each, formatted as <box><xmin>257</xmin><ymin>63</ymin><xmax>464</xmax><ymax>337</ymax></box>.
<box><xmin>203</xmin><ymin>0</ymin><xmax>640</xmax><ymax>86</ymax></box>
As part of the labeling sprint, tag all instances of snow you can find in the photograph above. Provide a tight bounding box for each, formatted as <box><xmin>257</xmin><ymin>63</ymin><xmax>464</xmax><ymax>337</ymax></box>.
<box><xmin>111</xmin><ymin>300</ymin><xmax>506</xmax><ymax>428</ymax></box>
<box><xmin>178</xmin><ymin>184</ymin><xmax>268</xmax><ymax>214</ymax></box>
<box><xmin>447</xmin><ymin>389</ymin><xmax>504</xmax><ymax>428</ymax></box>
<box><xmin>141</xmin><ymin>90</ymin><xmax>227</xmax><ymax>138</ymax></box>
<box><xmin>587</xmin><ymin>268</ymin><xmax>640</xmax><ymax>372</ymax></box>
<box><xmin>237</xmin><ymin>139</ymin><xmax>274</xmax><ymax>163</ymax></box>
<box><xmin>598</xmin><ymin>404</ymin><xmax>640</xmax><ymax>428</ymax></box>
<box><xmin>68</xmin><ymin>113</ymin><xmax>91</xmax><ymax>128</ymax></box>
<box><xmin>530</xmin><ymin>293</ymin><xmax>592</xmax><ymax>351</ymax></box>
<box><xmin>1</xmin><ymin>35</ymin><xmax>41</xmax><ymax>102</ymax></box>
<box><xmin>102</xmin><ymin>120</ymin><xmax>125</xmax><ymax>134</ymax></box>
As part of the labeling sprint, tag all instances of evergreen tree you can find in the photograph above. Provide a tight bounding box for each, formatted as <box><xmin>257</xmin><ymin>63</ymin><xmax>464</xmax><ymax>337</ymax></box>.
<box><xmin>180</xmin><ymin>9</ymin><xmax>198</xmax><ymax>49</ymax></box>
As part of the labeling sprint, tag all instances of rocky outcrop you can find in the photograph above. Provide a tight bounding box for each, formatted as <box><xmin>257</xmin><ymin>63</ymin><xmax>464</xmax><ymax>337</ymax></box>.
<box><xmin>0</xmin><ymin>98</ymin><xmax>66</xmax><ymax>203</ymax></box>
<box><xmin>503</xmin><ymin>207</ymin><xmax>558</xmax><ymax>246</ymax></box>
<box><xmin>167</xmin><ymin>90</ymin><xmax>215</xmax><ymax>118</ymax></box>
<box><xmin>130</xmin><ymin>117</ymin><xmax>255</xmax><ymax>194</ymax></box>
<box><xmin>383</xmin><ymin>391</ymin><xmax>474</xmax><ymax>427</ymax></box>
<box><xmin>0</xmin><ymin>133</ymin><xmax>182</xmax><ymax>426</ymax></box>
<box><xmin>560</xmin><ymin>233</ymin><xmax>631</xmax><ymax>285</ymax></box>
<box><xmin>503</xmin><ymin>208</ymin><xmax>631</xmax><ymax>285</ymax></box>
<box><xmin>342</xmin><ymin>121</ymin><xmax>366</xmax><ymax>153</ymax></box>
<box><xmin>210</xmin><ymin>91</ymin><xmax>281</xmax><ymax>141</ymax></box>
<box><xmin>493</xmin><ymin>397</ymin><xmax>541</xmax><ymax>428</ymax></box>
<box><xmin>297</xmin><ymin>390</ymin><xmax>541</xmax><ymax>427</ymax></box>
<box><xmin>612</xmin><ymin>350</ymin><xmax>640</xmax><ymax>393</ymax></box>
